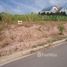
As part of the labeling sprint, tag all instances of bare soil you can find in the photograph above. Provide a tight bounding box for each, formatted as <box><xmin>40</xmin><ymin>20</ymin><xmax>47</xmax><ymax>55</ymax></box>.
<box><xmin>0</xmin><ymin>21</ymin><xmax>67</xmax><ymax>57</ymax></box>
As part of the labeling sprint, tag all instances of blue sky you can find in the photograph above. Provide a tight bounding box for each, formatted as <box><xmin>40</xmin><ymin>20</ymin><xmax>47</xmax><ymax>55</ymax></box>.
<box><xmin>0</xmin><ymin>0</ymin><xmax>67</xmax><ymax>14</ymax></box>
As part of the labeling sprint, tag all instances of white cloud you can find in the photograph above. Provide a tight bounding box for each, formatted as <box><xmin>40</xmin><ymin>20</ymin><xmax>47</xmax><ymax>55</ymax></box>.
<box><xmin>0</xmin><ymin>5</ymin><xmax>4</xmax><ymax>12</ymax></box>
<box><xmin>34</xmin><ymin>0</ymin><xmax>50</xmax><ymax>9</ymax></box>
<box><xmin>49</xmin><ymin>0</ymin><xmax>67</xmax><ymax>6</ymax></box>
<box><xmin>11</xmin><ymin>0</ymin><xmax>40</xmax><ymax>13</ymax></box>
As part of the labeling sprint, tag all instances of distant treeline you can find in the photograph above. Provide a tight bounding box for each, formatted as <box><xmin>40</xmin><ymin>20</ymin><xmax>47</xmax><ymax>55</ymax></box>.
<box><xmin>38</xmin><ymin>11</ymin><xmax>67</xmax><ymax>16</ymax></box>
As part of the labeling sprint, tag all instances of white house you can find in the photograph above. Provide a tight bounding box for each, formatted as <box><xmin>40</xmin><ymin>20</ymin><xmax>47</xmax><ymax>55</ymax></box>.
<box><xmin>39</xmin><ymin>5</ymin><xmax>62</xmax><ymax>14</ymax></box>
<box><xmin>50</xmin><ymin>6</ymin><xmax>61</xmax><ymax>13</ymax></box>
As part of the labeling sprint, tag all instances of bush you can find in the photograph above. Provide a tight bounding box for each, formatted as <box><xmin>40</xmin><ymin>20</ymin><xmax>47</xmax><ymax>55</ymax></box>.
<box><xmin>58</xmin><ymin>25</ymin><xmax>64</xmax><ymax>35</ymax></box>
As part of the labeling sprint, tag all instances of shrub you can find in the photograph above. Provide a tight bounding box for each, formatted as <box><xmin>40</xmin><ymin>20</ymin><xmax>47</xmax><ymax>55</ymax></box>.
<box><xmin>58</xmin><ymin>25</ymin><xmax>64</xmax><ymax>35</ymax></box>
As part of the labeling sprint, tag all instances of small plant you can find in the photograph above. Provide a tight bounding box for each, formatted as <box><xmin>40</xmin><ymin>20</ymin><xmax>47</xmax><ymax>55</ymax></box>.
<box><xmin>58</xmin><ymin>25</ymin><xmax>64</xmax><ymax>35</ymax></box>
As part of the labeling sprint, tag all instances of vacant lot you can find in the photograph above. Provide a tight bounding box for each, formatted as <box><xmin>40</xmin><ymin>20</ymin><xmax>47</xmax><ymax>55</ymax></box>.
<box><xmin>0</xmin><ymin>21</ymin><xmax>67</xmax><ymax>57</ymax></box>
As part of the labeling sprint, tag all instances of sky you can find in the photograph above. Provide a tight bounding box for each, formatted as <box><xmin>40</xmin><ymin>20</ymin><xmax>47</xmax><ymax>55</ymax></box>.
<box><xmin>0</xmin><ymin>0</ymin><xmax>67</xmax><ymax>14</ymax></box>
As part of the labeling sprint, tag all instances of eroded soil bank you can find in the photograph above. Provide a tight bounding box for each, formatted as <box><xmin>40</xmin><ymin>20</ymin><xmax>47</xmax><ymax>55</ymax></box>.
<box><xmin>0</xmin><ymin>21</ymin><xmax>67</xmax><ymax>57</ymax></box>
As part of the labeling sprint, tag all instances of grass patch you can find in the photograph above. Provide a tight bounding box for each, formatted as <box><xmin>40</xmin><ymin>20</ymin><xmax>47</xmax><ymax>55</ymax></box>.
<box><xmin>0</xmin><ymin>13</ymin><xmax>67</xmax><ymax>25</ymax></box>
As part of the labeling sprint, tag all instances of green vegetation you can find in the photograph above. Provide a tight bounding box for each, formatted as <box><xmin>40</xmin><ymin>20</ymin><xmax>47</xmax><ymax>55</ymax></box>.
<box><xmin>0</xmin><ymin>12</ymin><xmax>67</xmax><ymax>25</ymax></box>
<box><xmin>58</xmin><ymin>24</ymin><xmax>64</xmax><ymax>35</ymax></box>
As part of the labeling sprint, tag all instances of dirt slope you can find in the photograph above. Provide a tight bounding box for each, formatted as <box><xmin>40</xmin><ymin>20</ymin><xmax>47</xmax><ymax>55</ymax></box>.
<box><xmin>0</xmin><ymin>22</ymin><xmax>67</xmax><ymax>56</ymax></box>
